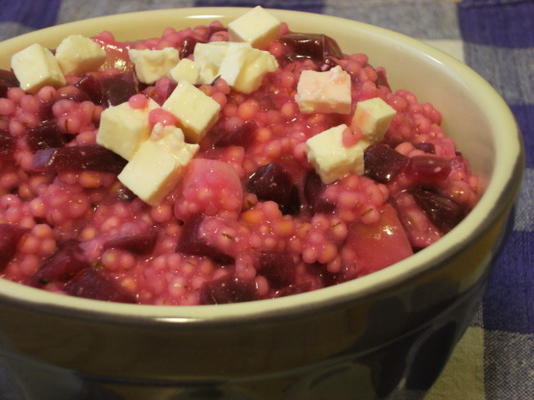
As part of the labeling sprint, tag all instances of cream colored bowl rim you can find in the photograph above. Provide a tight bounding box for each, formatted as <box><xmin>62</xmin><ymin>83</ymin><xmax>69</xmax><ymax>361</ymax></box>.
<box><xmin>0</xmin><ymin>7</ymin><xmax>523</xmax><ymax>325</ymax></box>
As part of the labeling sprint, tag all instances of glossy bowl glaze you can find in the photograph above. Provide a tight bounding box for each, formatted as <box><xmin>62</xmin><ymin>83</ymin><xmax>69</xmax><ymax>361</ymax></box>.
<box><xmin>0</xmin><ymin>7</ymin><xmax>523</xmax><ymax>400</ymax></box>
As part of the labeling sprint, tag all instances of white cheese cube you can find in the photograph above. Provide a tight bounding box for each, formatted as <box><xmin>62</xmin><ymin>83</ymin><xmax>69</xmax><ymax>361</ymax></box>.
<box><xmin>119</xmin><ymin>124</ymin><xmax>199</xmax><ymax>205</ymax></box>
<box><xmin>295</xmin><ymin>66</ymin><xmax>352</xmax><ymax>115</ymax></box>
<box><xmin>11</xmin><ymin>43</ymin><xmax>66</xmax><ymax>93</ymax></box>
<box><xmin>351</xmin><ymin>97</ymin><xmax>396</xmax><ymax>143</ymax></box>
<box><xmin>306</xmin><ymin>124</ymin><xmax>369</xmax><ymax>184</ymax></box>
<box><xmin>228</xmin><ymin>6</ymin><xmax>281</xmax><ymax>49</ymax></box>
<box><xmin>218</xmin><ymin>45</ymin><xmax>251</xmax><ymax>86</ymax></box>
<box><xmin>193</xmin><ymin>41</ymin><xmax>232</xmax><ymax>84</ymax></box>
<box><xmin>96</xmin><ymin>98</ymin><xmax>158</xmax><ymax>160</ymax></box>
<box><xmin>232</xmin><ymin>49</ymin><xmax>278</xmax><ymax>94</ymax></box>
<box><xmin>168</xmin><ymin>58</ymin><xmax>200</xmax><ymax>84</ymax></box>
<box><xmin>128</xmin><ymin>48</ymin><xmax>180</xmax><ymax>84</ymax></box>
<box><xmin>55</xmin><ymin>35</ymin><xmax>106</xmax><ymax>75</ymax></box>
<box><xmin>162</xmin><ymin>81</ymin><xmax>221</xmax><ymax>143</ymax></box>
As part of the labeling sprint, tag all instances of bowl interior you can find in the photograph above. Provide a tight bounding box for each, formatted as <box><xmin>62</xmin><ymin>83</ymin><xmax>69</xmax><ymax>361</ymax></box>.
<box><xmin>0</xmin><ymin>8</ymin><xmax>522</xmax><ymax>322</ymax></box>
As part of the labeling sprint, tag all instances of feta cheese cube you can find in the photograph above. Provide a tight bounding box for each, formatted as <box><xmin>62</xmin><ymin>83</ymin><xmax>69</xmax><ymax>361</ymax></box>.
<box><xmin>128</xmin><ymin>48</ymin><xmax>180</xmax><ymax>84</ymax></box>
<box><xmin>193</xmin><ymin>41</ymin><xmax>233</xmax><ymax>84</ymax></box>
<box><xmin>168</xmin><ymin>58</ymin><xmax>200</xmax><ymax>84</ymax></box>
<box><xmin>162</xmin><ymin>81</ymin><xmax>221</xmax><ymax>143</ymax></box>
<box><xmin>351</xmin><ymin>97</ymin><xmax>396</xmax><ymax>143</ymax></box>
<box><xmin>306</xmin><ymin>124</ymin><xmax>369</xmax><ymax>184</ymax></box>
<box><xmin>11</xmin><ymin>43</ymin><xmax>66</xmax><ymax>93</ymax></box>
<box><xmin>96</xmin><ymin>98</ymin><xmax>158</xmax><ymax>160</ymax></box>
<box><xmin>218</xmin><ymin>45</ymin><xmax>251</xmax><ymax>86</ymax></box>
<box><xmin>295</xmin><ymin>66</ymin><xmax>352</xmax><ymax>115</ymax></box>
<box><xmin>233</xmin><ymin>48</ymin><xmax>278</xmax><ymax>94</ymax></box>
<box><xmin>228</xmin><ymin>6</ymin><xmax>281</xmax><ymax>49</ymax></box>
<box><xmin>119</xmin><ymin>124</ymin><xmax>199</xmax><ymax>205</ymax></box>
<box><xmin>55</xmin><ymin>35</ymin><xmax>106</xmax><ymax>75</ymax></box>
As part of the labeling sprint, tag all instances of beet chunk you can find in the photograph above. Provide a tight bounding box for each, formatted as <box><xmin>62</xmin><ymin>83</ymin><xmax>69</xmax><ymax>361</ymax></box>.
<box><xmin>258</xmin><ymin>251</ymin><xmax>295</xmax><ymax>289</ymax></box>
<box><xmin>364</xmin><ymin>143</ymin><xmax>409</xmax><ymax>183</ymax></box>
<box><xmin>413</xmin><ymin>142</ymin><xmax>435</xmax><ymax>154</ymax></box>
<box><xmin>247</xmin><ymin>163</ymin><xmax>301</xmax><ymax>215</ymax></box>
<box><xmin>103</xmin><ymin>229</ymin><xmax>158</xmax><ymax>254</ymax></box>
<box><xmin>0</xmin><ymin>129</ymin><xmax>15</xmax><ymax>160</ymax></box>
<box><xmin>31</xmin><ymin>145</ymin><xmax>127</xmax><ymax>174</ymax></box>
<box><xmin>212</xmin><ymin>120</ymin><xmax>257</xmax><ymax>148</ymax></box>
<box><xmin>0</xmin><ymin>224</ymin><xmax>28</xmax><ymax>271</ymax></box>
<box><xmin>411</xmin><ymin>187</ymin><xmax>467</xmax><ymax>233</ymax></box>
<box><xmin>179</xmin><ymin>36</ymin><xmax>203</xmax><ymax>59</ymax></box>
<box><xmin>64</xmin><ymin>268</ymin><xmax>136</xmax><ymax>303</ymax></box>
<box><xmin>0</xmin><ymin>69</ymin><xmax>19</xmax><ymax>98</ymax></box>
<box><xmin>280</xmin><ymin>33</ymin><xmax>342</xmax><ymax>68</ymax></box>
<box><xmin>100</xmin><ymin>71</ymin><xmax>139</xmax><ymax>106</ymax></box>
<box><xmin>33</xmin><ymin>239</ymin><xmax>90</xmax><ymax>284</ymax></box>
<box><xmin>177</xmin><ymin>214</ymin><xmax>234</xmax><ymax>265</ymax></box>
<box><xmin>27</xmin><ymin>120</ymin><xmax>65</xmax><ymax>151</ymax></box>
<box><xmin>303</xmin><ymin>170</ymin><xmax>335</xmax><ymax>214</ymax></box>
<box><xmin>199</xmin><ymin>274</ymin><xmax>256</xmax><ymax>304</ymax></box>
<box><xmin>406</xmin><ymin>156</ymin><xmax>451</xmax><ymax>182</ymax></box>
<box><xmin>75</xmin><ymin>75</ymin><xmax>106</xmax><ymax>105</ymax></box>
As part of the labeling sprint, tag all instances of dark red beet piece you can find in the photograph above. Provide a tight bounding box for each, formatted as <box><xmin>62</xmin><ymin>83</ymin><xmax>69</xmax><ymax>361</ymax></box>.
<box><xmin>33</xmin><ymin>239</ymin><xmax>90</xmax><ymax>285</ymax></box>
<box><xmin>258</xmin><ymin>251</ymin><xmax>295</xmax><ymax>289</ymax></box>
<box><xmin>27</xmin><ymin>120</ymin><xmax>65</xmax><ymax>151</ymax></box>
<box><xmin>303</xmin><ymin>170</ymin><xmax>335</xmax><ymax>214</ymax></box>
<box><xmin>280</xmin><ymin>33</ymin><xmax>342</xmax><ymax>68</ymax></box>
<box><xmin>180</xmin><ymin>36</ymin><xmax>203</xmax><ymax>59</ymax></box>
<box><xmin>31</xmin><ymin>145</ymin><xmax>127</xmax><ymax>174</ymax></box>
<box><xmin>247</xmin><ymin>163</ymin><xmax>301</xmax><ymax>215</ymax></box>
<box><xmin>0</xmin><ymin>69</ymin><xmax>19</xmax><ymax>98</ymax></box>
<box><xmin>199</xmin><ymin>274</ymin><xmax>256</xmax><ymax>304</ymax></box>
<box><xmin>0</xmin><ymin>129</ymin><xmax>15</xmax><ymax>160</ymax></box>
<box><xmin>364</xmin><ymin>143</ymin><xmax>409</xmax><ymax>183</ymax></box>
<box><xmin>177</xmin><ymin>214</ymin><xmax>234</xmax><ymax>265</ymax></box>
<box><xmin>64</xmin><ymin>268</ymin><xmax>136</xmax><ymax>303</ymax></box>
<box><xmin>411</xmin><ymin>187</ymin><xmax>467</xmax><ymax>233</ymax></box>
<box><xmin>413</xmin><ymin>142</ymin><xmax>435</xmax><ymax>154</ymax></box>
<box><xmin>103</xmin><ymin>229</ymin><xmax>158</xmax><ymax>254</ymax></box>
<box><xmin>75</xmin><ymin>75</ymin><xmax>105</xmax><ymax>105</ymax></box>
<box><xmin>212</xmin><ymin>120</ymin><xmax>257</xmax><ymax>147</ymax></box>
<box><xmin>406</xmin><ymin>156</ymin><xmax>451</xmax><ymax>182</ymax></box>
<box><xmin>0</xmin><ymin>224</ymin><xmax>28</xmax><ymax>271</ymax></box>
<box><xmin>38</xmin><ymin>100</ymin><xmax>55</xmax><ymax>122</ymax></box>
<box><xmin>100</xmin><ymin>71</ymin><xmax>139</xmax><ymax>106</ymax></box>
<box><xmin>376</xmin><ymin>68</ymin><xmax>390</xmax><ymax>89</ymax></box>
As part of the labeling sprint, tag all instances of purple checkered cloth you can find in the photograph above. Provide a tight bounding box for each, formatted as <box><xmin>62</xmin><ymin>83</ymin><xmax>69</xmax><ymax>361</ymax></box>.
<box><xmin>0</xmin><ymin>1</ymin><xmax>532</xmax><ymax>399</ymax></box>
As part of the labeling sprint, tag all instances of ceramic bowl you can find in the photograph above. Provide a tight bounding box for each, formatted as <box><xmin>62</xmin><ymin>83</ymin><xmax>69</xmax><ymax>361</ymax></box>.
<box><xmin>0</xmin><ymin>7</ymin><xmax>523</xmax><ymax>400</ymax></box>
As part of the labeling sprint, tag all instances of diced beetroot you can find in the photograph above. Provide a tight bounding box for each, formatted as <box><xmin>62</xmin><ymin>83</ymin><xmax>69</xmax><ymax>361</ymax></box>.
<box><xmin>177</xmin><ymin>214</ymin><xmax>234</xmax><ymax>265</ymax></box>
<box><xmin>375</xmin><ymin>67</ymin><xmax>390</xmax><ymax>89</ymax></box>
<box><xmin>31</xmin><ymin>145</ymin><xmax>127</xmax><ymax>174</ymax></box>
<box><xmin>364</xmin><ymin>143</ymin><xmax>409</xmax><ymax>183</ymax></box>
<box><xmin>411</xmin><ymin>187</ymin><xmax>467</xmax><ymax>233</ymax></box>
<box><xmin>413</xmin><ymin>142</ymin><xmax>435</xmax><ymax>154</ymax></box>
<box><xmin>75</xmin><ymin>75</ymin><xmax>105</xmax><ymax>105</ymax></box>
<box><xmin>272</xmin><ymin>283</ymin><xmax>310</xmax><ymax>298</ymax></box>
<box><xmin>0</xmin><ymin>69</ymin><xmax>19</xmax><ymax>98</ymax></box>
<box><xmin>38</xmin><ymin>100</ymin><xmax>55</xmax><ymax>122</ymax></box>
<box><xmin>0</xmin><ymin>224</ymin><xmax>28</xmax><ymax>271</ymax></box>
<box><xmin>280</xmin><ymin>33</ymin><xmax>342</xmax><ymax>68</ymax></box>
<box><xmin>303</xmin><ymin>170</ymin><xmax>335</xmax><ymax>214</ymax></box>
<box><xmin>212</xmin><ymin>120</ymin><xmax>257</xmax><ymax>148</ymax></box>
<box><xmin>93</xmin><ymin>39</ymin><xmax>133</xmax><ymax>73</ymax></box>
<box><xmin>247</xmin><ymin>163</ymin><xmax>301</xmax><ymax>215</ymax></box>
<box><xmin>0</xmin><ymin>129</ymin><xmax>15</xmax><ymax>160</ymax></box>
<box><xmin>57</xmin><ymin>87</ymin><xmax>90</xmax><ymax>103</ymax></box>
<box><xmin>100</xmin><ymin>71</ymin><xmax>139</xmax><ymax>107</ymax></box>
<box><xmin>33</xmin><ymin>239</ymin><xmax>90</xmax><ymax>284</ymax></box>
<box><xmin>64</xmin><ymin>268</ymin><xmax>136</xmax><ymax>303</ymax></box>
<box><xmin>179</xmin><ymin>36</ymin><xmax>203</xmax><ymax>59</ymax></box>
<box><xmin>258</xmin><ymin>251</ymin><xmax>295</xmax><ymax>289</ymax></box>
<box><xmin>406</xmin><ymin>156</ymin><xmax>451</xmax><ymax>182</ymax></box>
<box><xmin>344</xmin><ymin>204</ymin><xmax>413</xmax><ymax>276</ymax></box>
<box><xmin>103</xmin><ymin>229</ymin><xmax>158</xmax><ymax>254</ymax></box>
<box><xmin>26</xmin><ymin>120</ymin><xmax>65</xmax><ymax>151</ymax></box>
<box><xmin>199</xmin><ymin>274</ymin><xmax>256</xmax><ymax>304</ymax></box>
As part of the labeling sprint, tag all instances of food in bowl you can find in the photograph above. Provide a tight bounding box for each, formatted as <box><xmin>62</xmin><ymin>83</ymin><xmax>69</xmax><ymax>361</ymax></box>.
<box><xmin>0</xmin><ymin>6</ymin><xmax>480</xmax><ymax>305</ymax></box>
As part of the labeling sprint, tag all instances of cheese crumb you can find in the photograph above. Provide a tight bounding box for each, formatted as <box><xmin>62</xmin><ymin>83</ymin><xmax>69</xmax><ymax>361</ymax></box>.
<box><xmin>168</xmin><ymin>58</ymin><xmax>200</xmax><ymax>84</ymax></box>
<box><xmin>128</xmin><ymin>48</ymin><xmax>180</xmax><ymax>84</ymax></box>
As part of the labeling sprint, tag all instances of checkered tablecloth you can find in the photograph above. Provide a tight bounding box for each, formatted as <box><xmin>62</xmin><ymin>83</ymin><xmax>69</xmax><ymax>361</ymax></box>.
<box><xmin>0</xmin><ymin>1</ymin><xmax>532</xmax><ymax>399</ymax></box>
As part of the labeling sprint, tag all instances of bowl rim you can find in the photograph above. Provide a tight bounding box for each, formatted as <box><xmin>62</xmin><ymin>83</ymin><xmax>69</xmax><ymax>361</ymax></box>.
<box><xmin>0</xmin><ymin>7</ymin><xmax>524</xmax><ymax>325</ymax></box>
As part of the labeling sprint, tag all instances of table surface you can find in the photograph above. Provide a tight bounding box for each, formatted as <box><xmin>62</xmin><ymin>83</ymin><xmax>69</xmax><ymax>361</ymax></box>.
<box><xmin>0</xmin><ymin>1</ymin><xmax>532</xmax><ymax>399</ymax></box>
